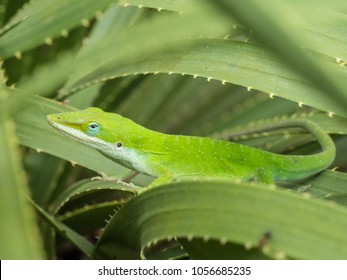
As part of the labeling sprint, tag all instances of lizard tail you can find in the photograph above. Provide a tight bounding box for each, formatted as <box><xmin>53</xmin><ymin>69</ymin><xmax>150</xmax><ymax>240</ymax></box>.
<box><xmin>223</xmin><ymin>118</ymin><xmax>335</xmax><ymax>181</ymax></box>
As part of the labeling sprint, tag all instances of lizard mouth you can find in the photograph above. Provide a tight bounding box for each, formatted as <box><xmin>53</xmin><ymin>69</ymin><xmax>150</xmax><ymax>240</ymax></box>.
<box><xmin>47</xmin><ymin>116</ymin><xmax>86</xmax><ymax>141</ymax></box>
<box><xmin>47</xmin><ymin>117</ymin><xmax>72</xmax><ymax>135</ymax></box>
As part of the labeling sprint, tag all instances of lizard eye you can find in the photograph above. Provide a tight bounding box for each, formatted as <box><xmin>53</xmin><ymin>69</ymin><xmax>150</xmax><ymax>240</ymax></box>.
<box><xmin>87</xmin><ymin>122</ymin><xmax>99</xmax><ymax>136</ymax></box>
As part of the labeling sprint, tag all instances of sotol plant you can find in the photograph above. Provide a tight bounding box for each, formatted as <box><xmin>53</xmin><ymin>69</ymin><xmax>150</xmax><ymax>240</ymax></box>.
<box><xmin>1</xmin><ymin>0</ymin><xmax>347</xmax><ymax>259</ymax></box>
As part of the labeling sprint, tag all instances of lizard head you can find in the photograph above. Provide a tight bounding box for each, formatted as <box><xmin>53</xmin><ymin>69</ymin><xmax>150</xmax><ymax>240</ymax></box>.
<box><xmin>47</xmin><ymin>107</ymin><xmax>146</xmax><ymax>155</ymax></box>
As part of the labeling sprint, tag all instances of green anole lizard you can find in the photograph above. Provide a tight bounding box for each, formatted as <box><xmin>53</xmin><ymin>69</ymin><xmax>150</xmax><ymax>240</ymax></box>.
<box><xmin>47</xmin><ymin>107</ymin><xmax>335</xmax><ymax>187</ymax></box>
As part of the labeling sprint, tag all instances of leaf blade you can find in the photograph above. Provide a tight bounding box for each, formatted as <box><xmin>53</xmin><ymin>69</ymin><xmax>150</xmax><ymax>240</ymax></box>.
<box><xmin>96</xmin><ymin>180</ymin><xmax>347</xmax><ymax>260</ymax></box>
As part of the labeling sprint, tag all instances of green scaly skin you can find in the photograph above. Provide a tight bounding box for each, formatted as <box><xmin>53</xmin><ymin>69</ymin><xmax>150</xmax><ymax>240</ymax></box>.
<box><xmin>47</xmin><ymin>107</ymin><xmax>335</xmax><ymax>187</ymax></box>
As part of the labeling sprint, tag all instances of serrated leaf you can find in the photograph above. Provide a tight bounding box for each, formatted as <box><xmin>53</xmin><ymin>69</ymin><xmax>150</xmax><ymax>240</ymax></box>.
<box><xmin>117</xmin><ymin>0</ymin><xmax>196</xmax><ymax>12</ymax></box>
<box><xmin>30</xmin><ymin>199</ymin><xmax>101</xmax><ymax>259</ymax></box>
<box><xmin>50</xmin><ymin>179</ymin><xmax>138</xmax><ymax>214</ymax></box>
<box><xmin>61</xmin><ymin>12</ymin><xmax>229</xmax><ymax>95</ymax></box>
<box><xmin>213</xmin><ymin>0</ymin><xmax>347</xmax><ymax>118</ymax></box>
<box><xmin>179</xmin><ymin>239</ymin><xmax>272</xmax><ymax>260</ymax></box>
<box><xmin>0</xmin><ymin>0</ymin><xmax>198</xmax><ymax>55</ymax></box>
<box><xmin>63</xmin><ymin>39</ymin><xmax>347</xmax><ymax>118</ymax></box>
<box><xmin>290</xmin><ymin>170</ymin><xmax>347</xmax><ymax>205</ymax></box>
<box><xmin>96</xmin><ymin>180</ymin><xmax>347</xmax><ymax>260</ymax></box>
<box><xmin>0</xmin><ymin>0</ymin><xmax>114</xmax><ymax>58</ymax></box>
<box><xmin>59</xmin><ymin>201</ymin><xmax>121</xmax><ymax>234</ymax></box>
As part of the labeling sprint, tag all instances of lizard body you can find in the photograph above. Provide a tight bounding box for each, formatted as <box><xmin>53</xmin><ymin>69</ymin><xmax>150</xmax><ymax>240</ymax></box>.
<box><xmin>47</xmin><ymin>107</ymin><xmax>335</xmax><ymax>186</ymax></box>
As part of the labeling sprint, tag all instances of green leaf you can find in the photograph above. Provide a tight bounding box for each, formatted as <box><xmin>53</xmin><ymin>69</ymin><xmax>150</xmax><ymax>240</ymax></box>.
<box><xmin>0</xmin><ymin>113</ymin><xmax>43</xmax><ymax>259</ymax></box>
<box><xmin>50</xmin><ymin>179</ymin><xmax>138</xmax><ymax>214</ymax></box>
<box><xmin>0</xmin><ymin>0</ymin><xmax>114</xmax><ymax>58</ymax></box>
<box><xmin>0</xmin><ymin>0</ymin><xmax>198</xmax><ymax>57</ymax></box>
<box><xmin>290</xmin><ymin>170</ymin><xmax>347</xmax><ymax>205</ymax></box>
<box><xmin>60</xmin><ymin>12</ymin><xmax>229</xmax><ymax>95</ymax></box>
<box><xmin>30</xmin><ymin>199</ymin><xmax>101</xmax><ymax>259</ymax></box>
<box><xmin>117</xmin><ymin>0</ymin><xmax>196</xmax><ymax>12</ymax></box>
<box><xmin>96</xmin><ymin>180</ymin><xmax>347</xmax><ymax>260</ymax></box>
<box><xmin>59</xmin><ymin>201</ymin><xmax>121</xmax><ymax>234</ymax></box>
<box><xmin>26</xmin><ymin>152</ymin><xmax>65</xmax><ymax>207</ymax></box>
<box><xmin>63</xmin><ymin>39</ymin><xmax>347</xmax><ymax>118</ymax></box>
<box><xmin>213</xmin><ymin>0</ymin><xmax>347</xmax><ymax>117</ymax></box>
<box><xmin>179</xmin><ymin>238</ymin><xmax>272</xmax><ymax>260</ymax></box>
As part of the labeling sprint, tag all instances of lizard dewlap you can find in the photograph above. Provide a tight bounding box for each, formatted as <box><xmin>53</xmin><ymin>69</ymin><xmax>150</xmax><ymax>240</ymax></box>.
<box><xmin>47</xmin><ymin>108</ymin><xmax>335</xmax><ymax>187</ymax></box>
